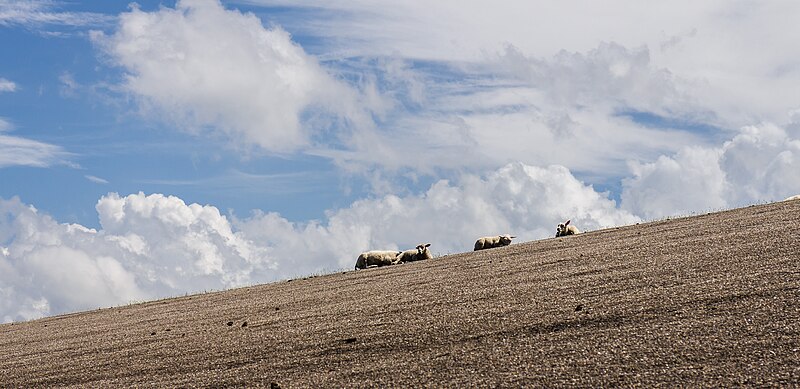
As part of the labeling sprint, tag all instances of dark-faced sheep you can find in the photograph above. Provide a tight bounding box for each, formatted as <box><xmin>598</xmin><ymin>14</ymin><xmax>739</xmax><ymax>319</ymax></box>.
<box><xmin>397</xmin><ymin>243</ymin><xmax>432</xmax><ymax>263</ymax></box>
<box><xmin>556</xmin><ymin>219</ymin><xmax>580</xmax><ymax>237</ymax></box>
<box><xmin>354</xmin><ymin>250</ymin><xmax>401</xmax><ymax>270</ymax></box>
<box><xmin>474</xmin><ymin>234</ymin><xmax>515</xmax><ymax>251</ymax></box>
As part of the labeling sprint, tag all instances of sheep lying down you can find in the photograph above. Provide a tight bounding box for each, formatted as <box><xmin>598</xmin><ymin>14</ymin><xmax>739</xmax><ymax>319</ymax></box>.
<box><xmin>474</xmin><ymin>234</ymin><xmax>515</xmax><ymax>251</ymax></box>
<box><xmin>355</xmin><ymin>243</ymin><xmax>433</xmax><ymax>270</ymax></box>
<box><xmin>354</xmin><ymin>250</ymin><xmax>401</xmax><ymax>270</ymax></box>
<box><xmin>556</xmin><ymin>219</ymin><xmax>580</xmax><ymax>237</ymax></box>
<box><xmin>397</xmin><ymin>243</ymin><xmax>432</xmax><ymax>263</ymax></box>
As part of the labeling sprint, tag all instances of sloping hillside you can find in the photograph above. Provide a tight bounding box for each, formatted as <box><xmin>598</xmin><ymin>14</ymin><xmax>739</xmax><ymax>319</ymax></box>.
<box><xmin>1</xmin><ymin>200</ymin><xmax>799</xmax><ymax>387</ymax></box>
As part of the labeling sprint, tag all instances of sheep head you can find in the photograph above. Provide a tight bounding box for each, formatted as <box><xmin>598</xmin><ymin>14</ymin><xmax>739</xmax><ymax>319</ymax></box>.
<box><xmin>416</xmin><ymin>243</ymin><xmax>431</xmax><ymax>255</ymax></box>
<box><xmin>499</xmin><ymin>235</ymin><xmax>515</xmax><ymax>245</ymax></box>
<box><xmin>556</xmin><ymin>220</ymin><xmax>572</xmax><ymax>237</ymax></box>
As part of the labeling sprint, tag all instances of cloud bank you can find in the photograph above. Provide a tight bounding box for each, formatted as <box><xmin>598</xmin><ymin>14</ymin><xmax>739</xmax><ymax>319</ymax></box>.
<box><xmin>1</xmin><ymin>192</ymin><xmax>275</xmax><ymax>322</ymax></box>
<box><xmin>1</xmin><ymin>162</ymin><xmax>637</xmax><ymax>322</ymax></box>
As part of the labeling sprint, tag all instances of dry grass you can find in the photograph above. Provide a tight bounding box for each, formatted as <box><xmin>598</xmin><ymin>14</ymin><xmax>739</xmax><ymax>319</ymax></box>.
<box><xmin>1</xmin><ymin>200</ymin><xmax>799</xmax><ymax>387</ymax></box>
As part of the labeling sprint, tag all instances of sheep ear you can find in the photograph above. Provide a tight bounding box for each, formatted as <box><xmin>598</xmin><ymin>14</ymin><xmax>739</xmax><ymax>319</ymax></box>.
<box><xmin>425</xmin><ymin>243</ymin><xmax>431</xmax><ymax>247</ymax></box>
<box><xmin>565</xmin><ymin>219</ymin><xmax>571</xmax><ymax>226</ymax></box>
<box><xmin>510</xmin><ymin>236</ymin><xmax>516</xmax><ymax>239</ymax></box>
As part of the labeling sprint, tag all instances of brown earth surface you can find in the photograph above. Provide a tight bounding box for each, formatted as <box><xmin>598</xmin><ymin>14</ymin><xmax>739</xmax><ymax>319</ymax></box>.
<box><xmin>1</xmin><ymin>200</ymin><xmax>799</xmax><ymax>387</ymax></box>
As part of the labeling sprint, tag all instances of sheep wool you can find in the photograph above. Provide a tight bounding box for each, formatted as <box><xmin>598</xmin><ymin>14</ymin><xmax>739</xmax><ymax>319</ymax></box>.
<box><xmin>474</xmin><ymin>235</ymin><xmax>515</xmax><ymax>251</ymax></box>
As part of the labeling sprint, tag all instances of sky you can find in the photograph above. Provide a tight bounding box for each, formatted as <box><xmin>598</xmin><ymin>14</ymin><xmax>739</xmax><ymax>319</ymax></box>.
<box><xmin>2</xmin><ymin>0</ymin><xmax>800</xmax><ymax>322</ymax></box>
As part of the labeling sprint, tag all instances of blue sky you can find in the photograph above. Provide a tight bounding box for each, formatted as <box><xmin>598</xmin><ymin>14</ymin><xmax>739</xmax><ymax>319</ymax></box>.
<box><xmin>2</xmin><ymin>0</ymin><xmax>800</xmax><ymax>322</ymax></box>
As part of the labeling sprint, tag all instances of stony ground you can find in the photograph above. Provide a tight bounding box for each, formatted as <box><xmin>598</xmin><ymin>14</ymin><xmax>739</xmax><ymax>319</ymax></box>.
<box><xmin>1</xmin><ymin>200</ymin><xmax>799</xmax><ymax>387</ymax></box>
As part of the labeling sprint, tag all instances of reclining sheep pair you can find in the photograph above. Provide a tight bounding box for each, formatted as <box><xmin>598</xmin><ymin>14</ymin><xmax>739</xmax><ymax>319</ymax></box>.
<box><xmin>354</xmin><ymin>243</ymin><xmax>433</xmax><ymax>270</ymax></box>
<box><xmin>355</xmin><ymin>220</ymin><xmax>580</xmax><ymax>270</ymax></box>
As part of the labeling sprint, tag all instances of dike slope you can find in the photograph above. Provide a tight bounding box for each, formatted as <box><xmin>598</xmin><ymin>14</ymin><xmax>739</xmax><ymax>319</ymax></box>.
<box><xmin>1</xmin><ymin>200</ymin><xmax>799</xmax><ymax>387</ymax></box>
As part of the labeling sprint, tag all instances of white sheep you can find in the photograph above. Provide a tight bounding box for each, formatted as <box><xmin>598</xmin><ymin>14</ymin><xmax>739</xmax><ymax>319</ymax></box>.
<box><xmin>784</xmin><ymin>195</ymin><xmax>800</xmax><ymax>201</ymax></box>
<box><xmin>397</xmin><ymin>243</ymin><xmax>432</xmax><ymax>263</ymax></box>
<box><xmin>354</xmin><ymin>250</ymin><xmax>401</xmax><ymax>270</ymax></box>
<box><xmin>474</xmin><ymin>234</ymin><xmax>515</xmax><ymax>251</ymax></box>
<box><xmin>555</xmin><ymin>219</ymin><xmax>580</xmax><ymax>237</ymax></box>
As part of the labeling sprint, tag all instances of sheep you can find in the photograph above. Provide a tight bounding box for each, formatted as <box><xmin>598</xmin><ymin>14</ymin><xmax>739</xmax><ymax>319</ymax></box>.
<box><xmin>784</xmin><ymin>195</ymin><xmax>800</xmax><ymax>201</ymax></box>
<box><xmin>354</xmin><ymin>250</ymin><xmax>402</xmax><ymax>270</ymax></box>
<box><xmin>397</xmin><ymin>243</ymin><xmax>432</xmax><ymax>263</ymax></box>
<box><xmin>474</xmin><ymin>234</ymin><xmax>515</xmax><ymax>251</ymax></box>
<box><xmin>555</xmin><ymin>219</ymin><xmax>580</xmax><ymax>237</ymax></box>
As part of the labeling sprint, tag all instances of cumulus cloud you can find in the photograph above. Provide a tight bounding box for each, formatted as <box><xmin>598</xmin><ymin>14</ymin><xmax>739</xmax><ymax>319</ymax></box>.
<box><xmin>0</xmin><ymin>193</ymin><xmax>276</xmax><ymax>322</ymax></box>
<box><xmin>621</xmin><ymin>121</ymin><xmax>800</xmax><ymax>219</ymax></box>
<box><xmin>0</xmin><ymin>199</ymin><xmax>139</xmax><ymax>322</ymax></box>
<box><xmin>94</xmin><ymin>0</ymin><xmax>378</xmax><ymax>154</ymax></box>
<box><xmin>1</xmin><ymin>162</ymin><xmax>637</xmax><ymax>322</ymax></box>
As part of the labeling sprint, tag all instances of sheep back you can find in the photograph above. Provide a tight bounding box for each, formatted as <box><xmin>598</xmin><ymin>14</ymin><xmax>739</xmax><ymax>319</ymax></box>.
<box><xmin>474</xmin><ymin>235</ymin><xmax>513</xmax><ymax>251</ymax></box>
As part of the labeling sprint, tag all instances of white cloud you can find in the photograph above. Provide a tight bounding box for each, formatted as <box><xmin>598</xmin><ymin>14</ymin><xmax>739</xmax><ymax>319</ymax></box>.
<box><xmin>720</xmin><ymin>122</ymin><xmax>800</xmax><ymax>204</ymax></box>
<box><xmin>84</xmin><ymin>175</ymin><xmax>109</xmax><ymax>184</ymax></box>
<box><xmin>1</xmin><ymin>162</ymin><xmax>638</xmax><ymax>322</ymax></box>
<box><xmin>246</xmin><ymin>0</ymin><xmax>800</xmax><ymax>132</ymax></box>
<box><xmin>321</xmin><ymin>43</ymin><xmax>706</xmax><ymax>177</ymax></box>
<box><xmin>0</xmin><ymin>119</ymin><xmax>73</xmax><ymax>168</ymax></box>
<box><xmin>95</xmin><ymin>192</ymin><xmax>276</xmax><ymax>288</ymax></box>
<box><xmin>0</xmin><ymin>117</ymin><xmax>10</xmax><ymax>132</ymax></box>
<box><xmin>493</xmin><ymin>43</ymin><xmax>696</xmax><ymax>118</ymax></box>
<box><xmin>93</xmin><ymin>2</ymin><xmax>711</xmax><ymax>179</ymax></box>
<box><xmin>0</xmin><ymin>192</ymin><xmax>277</xmax><ymax>322</ymax></box>
<box><xmin>94</xmin><ymin>0</ymin><xmax>379</xmax><ymax>154</ymax></box>
<box><xmin>89</xmin><ymin>1</ymin><xmax>800</xmax><ymax>181</ymax></box>
<box><xmin>0</xmin><ymin>0</ymin><xmax>112</xmax><ymax>28</ymax></box>
<box><xmin>0</xmin><ymin>78</ymin><xmax>72</xmax><ymax>168</ymax></box>
<box><xmin>244</xmin><ymin>0</ymin><xmax>728</xmax><ymax>61</ymax></box>
<box><xmin>621</xmin><ymin>147</ymin><xmax>727</xmax><ymax>220</ymax></box>
<box><xmin>237</xmin><ymin>162</ymin><xmax>638</xmax><ymax>272</ymax></box>
<box><xmin>58</xmin><ymin>72</ymin><xmax>78</xmax><ymax>97</ymax></box>
<box><xmin>0</xmin><ymin>77</ymin><xmax>15</xmax><ymax>92</ymax></box>
<box><xmin>621</xmin><ymin>121</ymin><xmax>800</xmax><ymax>219</ymax></box>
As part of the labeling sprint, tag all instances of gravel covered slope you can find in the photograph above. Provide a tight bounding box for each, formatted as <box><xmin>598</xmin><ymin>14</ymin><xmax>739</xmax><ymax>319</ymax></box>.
<box><xmin>1</xmin><ymin>200</ymin><xmax>799</xmax><ymax>387</ymax></box>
